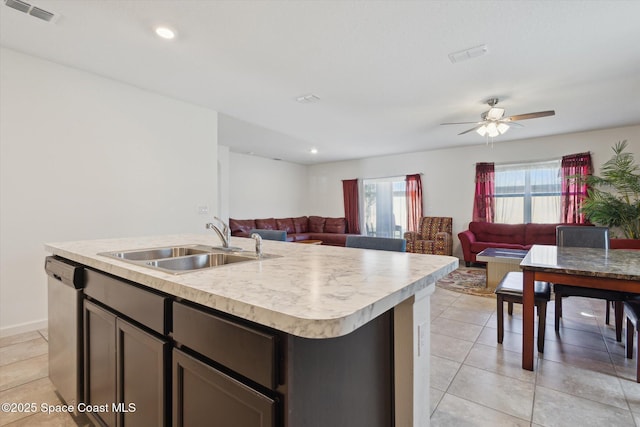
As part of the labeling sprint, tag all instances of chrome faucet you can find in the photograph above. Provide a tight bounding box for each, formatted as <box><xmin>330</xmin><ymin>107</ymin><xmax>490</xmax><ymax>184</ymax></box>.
<box><xmin>206</xmin><ymin>217</ymin><xmax>231</xmax><ymax>248</ymax></box>
<box><xmin>251</xmin><ymin>233</ymin><xmax>263</xmax><ymax>258</ymax></box>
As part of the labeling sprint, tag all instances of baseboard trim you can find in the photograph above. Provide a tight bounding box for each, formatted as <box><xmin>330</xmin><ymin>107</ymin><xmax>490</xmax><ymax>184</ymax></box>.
<box><xmin>0</xmin><ymin>319</ymin><xmax>48</xmax><ymax>338</ymax></box>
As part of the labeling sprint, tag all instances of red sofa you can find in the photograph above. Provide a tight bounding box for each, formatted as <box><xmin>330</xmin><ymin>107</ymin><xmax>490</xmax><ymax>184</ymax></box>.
<box><xmin>229</xmin><ymin>216</ymin><xmax>354</xmax><ymax>246</ymax></box>
<box><xmin>610</xmin><ymin>238</ymin><xmax>640</xmax><ymax>250</ymax></box>
<box><xmin>458</xmin><ymin>222</ymin><xmax>587</xmax><ymax>266</ymax></box>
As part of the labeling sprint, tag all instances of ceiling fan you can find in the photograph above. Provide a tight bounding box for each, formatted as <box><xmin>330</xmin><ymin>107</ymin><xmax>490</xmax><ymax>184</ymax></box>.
<box><xmin>441</xmin><ymin>98</ymin><xmax>555</xmax><ymax>137</ymax></box>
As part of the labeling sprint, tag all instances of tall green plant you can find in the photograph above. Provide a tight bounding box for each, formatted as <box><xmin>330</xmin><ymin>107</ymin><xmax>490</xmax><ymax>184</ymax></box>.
<box><xmin>582</xmin><ymin>140</ymin><xmax>640</xmax><ymax>238</ymax></box>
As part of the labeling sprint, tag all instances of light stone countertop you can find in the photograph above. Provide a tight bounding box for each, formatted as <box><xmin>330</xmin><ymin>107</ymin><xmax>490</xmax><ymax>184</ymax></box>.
<box><xmin>521</xmin><ymin>245</ymin><xmax>640</xmax><ymax>280</ymax></box>
<box><xmin>45</xmin><ymin>234</ymin><xmax>458</xmax><ymax>339</ymax></box>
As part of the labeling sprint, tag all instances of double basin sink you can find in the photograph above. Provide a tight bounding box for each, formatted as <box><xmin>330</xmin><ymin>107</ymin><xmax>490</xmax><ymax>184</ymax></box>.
<box><xmin>100</xmin><ymin>244</ymin><xmax>274</xmax><ymax>274</ymax></box>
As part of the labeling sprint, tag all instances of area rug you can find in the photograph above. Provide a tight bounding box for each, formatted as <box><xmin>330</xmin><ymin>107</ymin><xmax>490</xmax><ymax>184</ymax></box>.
<box><xmin>436</xmin><ymin>267</ymin><xmax>495</xmax><ymax>297</ymax></box>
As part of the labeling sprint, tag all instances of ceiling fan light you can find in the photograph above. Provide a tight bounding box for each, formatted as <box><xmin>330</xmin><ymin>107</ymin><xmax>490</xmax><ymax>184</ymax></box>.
<box><xmin>497</xmin><ymin>123</ymin><xmax>510</xmax><ymax>134</ymax></box>
<box><xmin>486</xmin><ymin>122</ymin><xmax>499</xmax><ymax>137</ymax></box>
<box><xmin>476</xmin><ymin>125</ymin><xmax>488</xmax><ymax>136</ymax></box>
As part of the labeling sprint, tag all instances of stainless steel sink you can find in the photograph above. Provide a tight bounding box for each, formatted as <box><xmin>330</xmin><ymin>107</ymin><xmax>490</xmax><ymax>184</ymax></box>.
<box><xmin>99</xmin><ymin>244</ymin><xmax>278</xmax><ymax>274</ymax></box>
<box><xmin>107</xmin><ymin>246</ymin><xmax>212</xmax><ymax>261</ymax></box>
<box><xmin>146</xmin><ymin>253</ymin><xmax>256</xmax><ymax>273</ymax></box>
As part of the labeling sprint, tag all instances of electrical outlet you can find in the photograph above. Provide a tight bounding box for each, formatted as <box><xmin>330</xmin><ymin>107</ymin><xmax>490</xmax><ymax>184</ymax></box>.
<box><xmin>197</xmin><ymin>206</ymin><xmax>209</xmax><ymax>215</ymax></box>
<box><xmin>418</xmin><ymin>322</ymin><xmax>427</xmax><ymax>357</ymax></box>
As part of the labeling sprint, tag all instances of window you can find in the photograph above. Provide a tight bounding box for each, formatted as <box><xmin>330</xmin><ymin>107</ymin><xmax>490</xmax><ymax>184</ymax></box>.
<box><xmin>495</xmin><ymin>160</ymin><xmax>561</xmax><ymax>224</ymax></box>
<box><xmin>362</xmin><ymin>176</ymin><xmax>407</xmax><ymax>237</ymax></box>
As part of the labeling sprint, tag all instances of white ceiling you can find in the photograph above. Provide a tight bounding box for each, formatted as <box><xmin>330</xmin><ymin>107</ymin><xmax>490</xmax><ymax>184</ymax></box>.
<box><xmin>2</xmin><ymin>1</ymin><xmax>639</xmax><ymax>165</ymax></box>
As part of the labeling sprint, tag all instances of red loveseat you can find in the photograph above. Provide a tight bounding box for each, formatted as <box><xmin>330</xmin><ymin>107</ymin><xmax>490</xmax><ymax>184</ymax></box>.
<box><xmin>229</xmin><ymin>216</ymin><xmax>354</xmax><ymax>246</ymax></box>
<box><xmin>458</xmin><ymin>222</ymin><xmax>588</xmax><ymax>266</ymax></box>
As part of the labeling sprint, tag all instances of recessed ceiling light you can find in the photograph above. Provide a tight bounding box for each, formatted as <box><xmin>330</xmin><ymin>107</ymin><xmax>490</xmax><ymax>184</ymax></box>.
<box><xmin>155</xmin><ymin>26</ymin><xmax>176</xmax><ymax>40</ymax></box>
<box><xmin>295</xmin><ymin>94</ymin><xmax>320</xmax><ymax>104</ymax></box>
<box><xmin>310</xmin><ymin>148</ymin><xmax>318</xmax><ymax>154</ymax></box>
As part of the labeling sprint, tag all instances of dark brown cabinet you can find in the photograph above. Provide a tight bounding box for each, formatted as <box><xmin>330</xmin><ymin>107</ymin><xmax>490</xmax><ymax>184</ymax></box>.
<box><xmin>173</xmin><ymin>349</ymin><xmax>276</xmax><ymax>427</ymax></box>
<box><xmin>84</xmin><ymin>300</ymin><xmax>117</xmax><ymax>427</ymax></box>
<box><xmin>76</xmin><ymin>263</ymin><xmax>393</xmax><ymax>427</ymax></box>
<box><xmin>83</xmin><ymin>269</ymin><xmax>169</xmax><ymax>427</ymax></box>
<box><xmin>172</xmin><ymin>301</ymin><xmax>280</xmax><ymax>426</ymax></box>
<box><xmin>116</xmin><ymin>318</ymin><xmax>169</xmax><ymax>427</ymax></box>
<box><xmin>172</xmin><ymin>301</ymin><xmax>279</xmax><ymax>389</ymax></box>
<box><xmin>172</xmin><ymin>300</ymin><xmax>393</xmax><ymax>427</ymax></box>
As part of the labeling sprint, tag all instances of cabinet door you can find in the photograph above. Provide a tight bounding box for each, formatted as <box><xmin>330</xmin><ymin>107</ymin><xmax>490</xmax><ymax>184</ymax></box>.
<box><xmin>115</xmin><ymin>318</ymin><xmax>169</xmax><ymax>427</ymax></box>
<box><xmin>173</xmin><ymin>349</ymin><xmax>276</xmax><ymax>427</ymax></box>
<box><xmin>84</xmin><ymin>300</ymin><xmax>117</xmax><ymax>427</ymax></box>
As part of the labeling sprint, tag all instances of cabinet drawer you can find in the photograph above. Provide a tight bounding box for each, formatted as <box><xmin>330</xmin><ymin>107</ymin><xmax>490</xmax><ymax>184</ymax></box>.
<box><xmin>84</xmin><ymin>269</ymin><xmax>169</xmax><ymax>335</ymax></box>
<box><xmin>173</xmin><ymin>302</ymin><xmax>278</xmax><ymax>389</ymax></box>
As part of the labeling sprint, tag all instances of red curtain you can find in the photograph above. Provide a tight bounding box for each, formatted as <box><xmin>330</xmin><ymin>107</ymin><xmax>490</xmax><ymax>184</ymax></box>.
<box><xmin>561</xmin><ymin>152</ymin><xmax>592</xmax><ymax>223</ymax></box>
<box><xmin>406</xmin><ymin>174</ymin><xmax>423</xmax><ymax>233</ymax></box>
<box><xmin>342</xmin><ymin>179</ymin><xmax>361</xmax><ymax>234</ymax></box>
<box><xmin>473</xmin><ymin>162</ymin><xmax>495</xmax><ymax>222</ymax></box>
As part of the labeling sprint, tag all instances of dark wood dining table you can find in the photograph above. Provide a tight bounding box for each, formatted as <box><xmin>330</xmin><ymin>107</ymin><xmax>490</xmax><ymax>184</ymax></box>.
<box><xmin>520</xmin><ymin>245</ymin><xmax>640</xmax><ymax>370</ymax></box>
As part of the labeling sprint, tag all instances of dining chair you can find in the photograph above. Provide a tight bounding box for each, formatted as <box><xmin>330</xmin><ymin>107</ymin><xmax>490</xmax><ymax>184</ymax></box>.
<box><xmin>249</xmin><ymin>229</ymin><xmax>287</xmax><ymax>241</ymax></box>
<box><xmin>495</xmin><ymin>271</ymin><xmax>550</xmax><ymax>352</ymax></box>
<box><xmin>554</xmin><ymin>226</ymin><xmax>625</xmax><ymax>341</ymax></box>
<box><xmin>624</xmin><ymin>299</ymin><xmax>640</xmax><ymax>382</ymax></box>
<box><xmin>345</xmin><ymin>235</ymin><xmax>406</xmax><ymax>252</ymax></box>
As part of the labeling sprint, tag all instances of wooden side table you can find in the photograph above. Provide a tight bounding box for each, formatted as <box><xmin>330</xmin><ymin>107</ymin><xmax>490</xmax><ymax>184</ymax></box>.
<box><xmin>295</xmin><ymin>240</ymin><xmax>323</xmax><ymax>245</ymax></box>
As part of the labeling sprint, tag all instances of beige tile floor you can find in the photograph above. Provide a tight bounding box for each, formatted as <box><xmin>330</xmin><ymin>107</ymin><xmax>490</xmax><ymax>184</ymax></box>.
<box><xmin>2</xmin><ymin>288</ymin><xmax>640</xmax><ymax>426</ymax></box>
<box><xmin>0</xmin><ymin>330</ymin><xmax>90</xmax><ymax>426</ymax></box>
<box><xmin>430</xmin><ymin>286</ymin><xmax>640</xmax><ymax>427</ymax></box>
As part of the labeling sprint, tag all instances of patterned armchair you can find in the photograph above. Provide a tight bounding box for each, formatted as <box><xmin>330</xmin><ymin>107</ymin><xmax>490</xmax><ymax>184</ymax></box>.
<box><xmin>404</xmin><ymin>217</ymin><xmax>453</xmax><ymax>255</ymax></box>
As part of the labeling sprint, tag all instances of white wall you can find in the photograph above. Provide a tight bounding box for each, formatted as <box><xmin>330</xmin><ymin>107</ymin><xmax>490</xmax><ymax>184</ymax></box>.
<box><xmin>228</xmin><ymin>152</ymin><xmax>308</xmax><ymax>219</ymax></box>
<box><xmin>217</xmin><ymin>145</ymin><xmax>230</xmax><ymax>221</ymax></box>
<box><xmin>0</xmin><ymin>48</ymin><xmax>219</xmax><ymax>335</ymax></box>
<box><xmin>307</xmin><ymin>125</ymin><xmax>640</xmax><ymax>258</ymax></box>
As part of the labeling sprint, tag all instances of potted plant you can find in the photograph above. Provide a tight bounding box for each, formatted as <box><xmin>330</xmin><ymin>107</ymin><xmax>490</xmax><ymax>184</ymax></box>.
<box><xmin>581</xmin><ymin>140</ymin><xmax>640</xmax><ymax>247</ymax></box>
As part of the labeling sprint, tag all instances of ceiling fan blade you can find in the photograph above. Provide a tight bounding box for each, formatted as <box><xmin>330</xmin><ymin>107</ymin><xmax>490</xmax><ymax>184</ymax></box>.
<box><xmin>506</xmin><ymin>121</ymin><xmax>524</xmax><ymax>128</ymax></box>
<box><xmin>440</xmin><ymin>121</ymin><xmax>482</xmax><ymax>125</ymax></box>
<box><xmin>503</xmin><ymin>110</ymin><xmax>555</xmax><ymax>121</ymax></box>
<box><xmin>458</xmin><ymin>125</ymin><xmax>483</xmax><ymax>135</ymax></box>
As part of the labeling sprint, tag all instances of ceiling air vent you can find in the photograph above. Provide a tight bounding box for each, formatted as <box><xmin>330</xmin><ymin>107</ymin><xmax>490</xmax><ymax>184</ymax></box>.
<box><xmin>5</xmin><ymin>0</ymin><xmax>28</xmax><ymax>12</ymax></box>
<box><xmin>448</xmin><ymin>44</ymin><xmax>488</xmax><ymax>64</ymax></box>
<box><xmin>4</xmin><ymin>0</ymin><xmax>58</xmax><ymax>22</ymax></box>
<box><xmin>29</xmin><ymin>6</ymin><xmax>55</xmax><ymax>21</ymax></box>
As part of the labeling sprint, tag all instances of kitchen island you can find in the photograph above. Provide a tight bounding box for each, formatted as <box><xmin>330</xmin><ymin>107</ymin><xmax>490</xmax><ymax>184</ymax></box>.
<box><xmin>46</xmin><ymin>234</ymin><xmax>458</xmax><ymax>426</ymax></box>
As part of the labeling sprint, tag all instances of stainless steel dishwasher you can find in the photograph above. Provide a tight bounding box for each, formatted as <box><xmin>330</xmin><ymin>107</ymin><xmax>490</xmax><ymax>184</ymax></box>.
<box><xmin>45</xmin><ymin>256</ymin><xmax>84</xmax><ymax>408</ymax></box>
